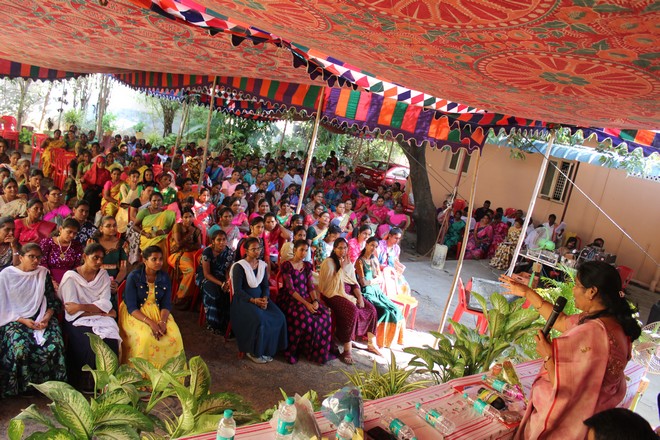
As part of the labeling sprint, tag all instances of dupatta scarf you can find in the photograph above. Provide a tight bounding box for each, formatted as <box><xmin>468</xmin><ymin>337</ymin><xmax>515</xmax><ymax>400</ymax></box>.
<box><xmin>0</xmin><ymin>266</ymin><xmax>49</xmax><ymax>344</ymax></box>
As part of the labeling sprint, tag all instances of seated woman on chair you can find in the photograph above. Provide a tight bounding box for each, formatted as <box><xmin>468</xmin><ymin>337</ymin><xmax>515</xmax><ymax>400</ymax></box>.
<box><xmin>118</xmin><ymin>246</ymin><xmax>184</xmax><ymax>368</ymax></box>
<box><xmin>318</xmin><ymin>238</ymin><xmax>380</xmax><ymax>365</ymax></box>
<box><xmin>168</xmin><ymin>208</ymin><xmax>202</xmax><ymax>309</ymax></box>
<box><xmin>60</xmin><ymin>243</ymin><xmax>121</xmax><ymax>391</ymax></box>
<box><xmin>230</xmin><ymin>237</ymin><xmax>287</xmax><ymax>364</ymax></box>
<box><xmin>198</xmin><ymin>229</ymin><xmax>234</xmax><ymax>334</ymax></box>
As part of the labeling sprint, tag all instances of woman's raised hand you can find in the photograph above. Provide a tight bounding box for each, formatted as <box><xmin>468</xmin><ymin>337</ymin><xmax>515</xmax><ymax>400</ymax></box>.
<box><xmin>499</xmin><ymin>274</ymin><xmax>531</xmax><ymax>298</ymax></box>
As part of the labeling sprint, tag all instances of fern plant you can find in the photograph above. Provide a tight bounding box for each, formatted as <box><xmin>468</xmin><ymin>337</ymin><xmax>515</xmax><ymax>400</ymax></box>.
<box><xmin>404</xmin><ymin>292</ymin><xmax>540</xmax><ymax>384</ymax></box>
<box><xmin>334</xmin><ymin>351</ymin><xmax>431</xmax><ymax>400</ymax></box>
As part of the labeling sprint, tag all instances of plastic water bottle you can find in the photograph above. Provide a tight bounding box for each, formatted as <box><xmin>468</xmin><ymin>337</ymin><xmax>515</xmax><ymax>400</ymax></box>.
<box><xmin>462</xmin><ymin>393</ymin><xmax>522</xmax><ymax>424</ymax></box>
<box><xmin>415</xmin><ymin>402</ymin><xmax>455</xmax><ymax>435</ymax></box>
<box><xmin>335</xmin><ymin>413</ymin><xmax>356</xmax><ymax>439</ymax></box>
<box><xmin>381</xmin><ymin>411</ymin><xmax>417</xmax><ymax>440</ymax></box>
<box><xmin>481</xmin><ymin>375</ymin><xmax>524</xmax><ymax>400</ymax></box>
<box><xmin>216</xmin><ymin>409</ymin><xmax>236</xmax><ymax>440</ymax></box>
<box><xmin>275</xmin><ymin>396</ymin><xmax>297</xmax><ymax>439</ymax></box>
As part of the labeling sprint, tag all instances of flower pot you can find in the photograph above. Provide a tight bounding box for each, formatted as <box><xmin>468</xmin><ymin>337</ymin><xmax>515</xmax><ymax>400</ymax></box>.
<box><xmin>135</xmin><ymin>131</ymin><xmax>144</xmax><ymax>140</ymax></box>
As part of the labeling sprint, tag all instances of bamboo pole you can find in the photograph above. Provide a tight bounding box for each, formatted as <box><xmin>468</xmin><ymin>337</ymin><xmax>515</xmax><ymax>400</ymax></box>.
<box><xmin>198</xmin><ymin>77</ymin><xmax>218</xmax><ymax>192</ymax></box>
<box><xmin>296</xmin><ymin>90</ymin><xmax>325</xmax><ymax>214</ymax></box>
<box><xmin>506</xmin><ymin>131</ymin><xmax>556</xmax><ymax>275</ymax></box>
<box><xmin>438</xmin><ymin>151</ymin><xmax>481</xmax><ymax>334</ymax></box>
<box><xmin>175</xmin><ymin>99</ymin><xmax>189</xmax><ymax>150</ymax></box>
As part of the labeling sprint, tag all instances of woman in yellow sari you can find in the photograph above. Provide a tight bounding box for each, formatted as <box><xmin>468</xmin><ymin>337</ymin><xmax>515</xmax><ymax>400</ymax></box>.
<box><xmin>134</xmin><ymin>192</ymin><xmax>175</xmax><ymax>258</ymax></box>
<box><xmin>101</xmin><ymin>168</ymin><xmax>123</xmax><ymax>217</ymax></box>
<box><xmin>41</xmin><ymin>130</ymin><xmax>67</xmax><ymax>179</ymax></box>
<box><xmin>118</xmin><ymin>245</ymin><xmax>184</xmax><ymax>368</ymax></box>
<box><xmin>168</xmin><ymin>208</ymin><xmax>201</xmax><ymax>309</ymax></box>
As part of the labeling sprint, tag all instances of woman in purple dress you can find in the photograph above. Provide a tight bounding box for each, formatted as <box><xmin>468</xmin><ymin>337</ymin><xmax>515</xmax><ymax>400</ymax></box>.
<box><xmin>39</xmin><ymin>217</ymin><xmax>84</xmax><ymax>292</ymax></box>
<box><xmin>278</xmin><ymin>240</ymin><xmax>332</xmax><ymax>365</ymax></box>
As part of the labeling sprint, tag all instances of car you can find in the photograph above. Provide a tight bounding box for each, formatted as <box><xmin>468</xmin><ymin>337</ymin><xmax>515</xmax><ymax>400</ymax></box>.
<box><xmin>354</xmin><ymin>160</ymin><xmax>410</xmax><ymax>191</ymax></box>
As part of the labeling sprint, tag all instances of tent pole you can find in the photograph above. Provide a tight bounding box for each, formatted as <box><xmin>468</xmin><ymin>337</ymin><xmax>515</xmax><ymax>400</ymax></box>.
<box><xmin>175</xmin><ymin>99</ymin><xmax>189</xmax><ymax>150</ymax></box>
<box><xmin>560</xmin><ymin>161</ymin><xmax>579</xmax><ymax>223</ymax></box>
<box><xmin>278</xmin><ymin>118</ymin><xmax>288</xmax><ymax>151</ymax></box>
<box><xmin>296</xmin><ymin>90</ymin><xmax>325</xmax><ymax>214</ymax></box>
<box><xmin>198</xmin><ymin>76</ymin><xmax>218</xmax><ymax>192</ymax></box>
<box><xmin>506</xmin><ymin>130</ymin><xmax>556</xmax><ymax>276</ymax></box>
<box><xmin>386</xmin><ymin>139</ymin><xmax>394</xmax><ymax>166</ymax></box>
<box><xmin>438</xmin><ymin>151</ymin><xmax>481</xmax><ymax>334</ymax></box>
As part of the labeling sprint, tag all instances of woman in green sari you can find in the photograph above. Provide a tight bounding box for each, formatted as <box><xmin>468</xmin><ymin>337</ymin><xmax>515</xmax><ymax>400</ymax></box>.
<box><xmin>355</xmin><ymin>237</ymin><xmax>404</xmax><ymax>348</ymax></box>
<box><xmin>133</xmin><ymin>192</ymin><xmax>175</xmax><ymax>259</ymax></box>
<box><xmin>443</xmin><ymin>210</ymin><xmax>466</xmax><ymax>249</ymax></box>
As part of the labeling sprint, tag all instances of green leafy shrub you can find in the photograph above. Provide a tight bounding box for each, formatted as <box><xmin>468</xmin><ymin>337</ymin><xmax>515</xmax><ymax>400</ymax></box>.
<box><xmin>334</xmin><ymin>351</ymin><xmax>431</xmax><ymax>400</ymax></box>
<box><xmin>404</xmin><ymin>292</ymin><xmax>540</xmax><ymax>383</ymax></box>
<box><xmin>257</xmin><ymin>389</ymin><xmax>321</xmax><ymax>423</ymax></box>
<box><xmin>9</xmin><ymin>333</ymin><xmax>253</xmax><ymax>440</ymax></box>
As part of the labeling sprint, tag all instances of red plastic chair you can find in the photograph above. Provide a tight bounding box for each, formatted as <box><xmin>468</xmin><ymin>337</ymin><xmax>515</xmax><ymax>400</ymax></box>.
<box><xmin>505</xmin><ymin>208</ymin><xmax>517</xmax><ymax>218</ymax></box>
<box><xmin>116</xmin><ymin>280</ymin><xmax>126</xmax><ymax>305</ymax></box>
<box><xmin>449</xmin><ymin>278</ymin><xmax>488</xmax><ymax>334</ymax></box>
<box><xmin>1</xmin><ymin>116</ymin><xmax>19</xmax><ymax>149</ymax></box>
<box><xmin>452</xmin><ymin>199</ymin><xmax>467</xmax><ymax>213</ymax></box>
<box><xmin>617</xmin><ymin>266</ymin><xmax>634</xmax><ymax>290</ymax></box>
<box><xmin>52</xmin><ymin>150</ymin><xmax>76</xmax><ymax>188</ymax></box>
<box><xmin>31</xmin><ymin>133</ymin><xmax>48</xmax><ymax>165</ymax></box>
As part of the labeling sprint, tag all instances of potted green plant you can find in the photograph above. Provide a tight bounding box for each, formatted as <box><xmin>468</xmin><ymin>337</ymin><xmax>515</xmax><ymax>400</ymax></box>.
<box><xmin>18</xmin><ymin>128</ymin><xmax>33</xmax><ymax>154</ymax></box>
<box><xmin>63</xmin><ymin>109</ymin><xmax>83</xmax><ymax>130</ymax></box>
<box><xmin>134</xmin><ymin>121</ymin><xmax>146</xmax><ymax>139</ymax></box>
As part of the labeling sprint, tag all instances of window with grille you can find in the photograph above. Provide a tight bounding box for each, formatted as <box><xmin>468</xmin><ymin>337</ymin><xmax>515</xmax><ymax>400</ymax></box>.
<box><xmin>447</xmin><ymin>150</ymin><xmax>471</xmax><ymax>174</ymax></box>
<box><xmin>540</xmin><ymin>160</ymin><xmax>573</xmax><ymax>202</ymax></box>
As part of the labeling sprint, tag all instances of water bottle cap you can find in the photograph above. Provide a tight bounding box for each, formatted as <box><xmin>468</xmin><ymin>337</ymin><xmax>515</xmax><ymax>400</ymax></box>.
<box><xmin>344</xmin><ymin>414</ymin><xmax>354</xmax><ymax>422</ymax></box>
<box><xmin>224</xmin><ymin>409</ymin><xmax>233</xmax><ymax>418</ymax></box>
<box><xmin>415</xmin><ymin>402</ymin><xmax>421</xmax><ymax>409</ymax></box>
<box><xmin>286</xmin><ymin>397</ymin><xmax>295</xmax><ymax>405</ymax></box>
<box><xmin>481</xmin><ymin>374</ymin><xmax>487</xmax><ymax>380</ymax></box>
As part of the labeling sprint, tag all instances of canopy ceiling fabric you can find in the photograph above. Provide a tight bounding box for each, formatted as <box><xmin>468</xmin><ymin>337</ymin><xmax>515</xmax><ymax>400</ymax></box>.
<box><xmin>0</xmin><ymin>0</ymin><xmax>658</xmax><ymax>154</ymax></box>
<box><xmin>133</xmin><ymin>0</ymin><xmax>659</xmax><ymax>130</ymax></box>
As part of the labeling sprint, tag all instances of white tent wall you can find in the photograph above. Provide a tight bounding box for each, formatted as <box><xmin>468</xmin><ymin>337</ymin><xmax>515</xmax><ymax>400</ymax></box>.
<box><xmin>425</xmin><ymin>143</ymin><xmax>660</xmax><ymax>289</ymax></box>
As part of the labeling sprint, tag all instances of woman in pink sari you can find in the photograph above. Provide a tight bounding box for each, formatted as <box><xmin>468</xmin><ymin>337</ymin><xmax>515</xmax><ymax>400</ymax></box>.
<box><xmin>486</xmin><ymin>212</ymin><xmax>509</xmax><ymax>258</ymax></box>
<box><xmin>464</xmin><ymin>214</ymin><xmax>493</xmax><ymax>260</ymax></box>
<box><xmin>501</xmin><ymin>261</ymin><xmax>641</xmax><ymax>440</ymax></box>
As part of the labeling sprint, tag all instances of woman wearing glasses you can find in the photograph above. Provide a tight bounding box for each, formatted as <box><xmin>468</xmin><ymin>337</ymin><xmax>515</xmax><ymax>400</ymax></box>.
<box><xmin>0</xmin><ymin>243</ymin><xmax>66</xmax><ymax>397</ymax></box>
<box><xmin>230</xmin><ymin>237</ymin><xmax>287</xmax><ymax>364</ymax></box>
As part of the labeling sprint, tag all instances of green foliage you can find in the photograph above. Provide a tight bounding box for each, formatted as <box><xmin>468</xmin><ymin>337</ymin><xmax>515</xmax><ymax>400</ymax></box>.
<box><xmin>596</xmin><ymin>141</ymin><xmax>659</xmax><ymax>178</ymax></box>
<box><xmin>102</xmin><ymin>113</ymin><xmax>118</xmax><ymax>134</ymax></box>
<box><xmin>10</xmin><ymin>334</ymin><xmax>254</xmax><ymax>440</ymax></box>
<box><xmin>404</xmin><ymin>292</ymin><xmax>541</xmax><ymax>383</ymax></box>
<box><xmin>63</xmin><ymin>109</ymin><xmax>83</xmax><ymax>127</ymax></box>
<box><xmin>18</xmin><ymin>128</ymin><xmax>32</xmax><ymax>145</ymax></box>
<box><xmin>133</xmin><ymin>121</ymin><xmax>146</xmax><ymax>133</ymax></box>
<box><xmin>334</xmin><ymin>351</ymin><xmax>431</xmax><ymax>400</ymax></box>
<box><xmin>257</xmin><ymin>388</ymin><xmax>322</xmax><ymax>423</ymax></box>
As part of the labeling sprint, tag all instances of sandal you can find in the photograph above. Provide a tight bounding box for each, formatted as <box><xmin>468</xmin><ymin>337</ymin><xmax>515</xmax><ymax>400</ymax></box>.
<box><xmin>339</xmin><ymin>352</ymin><xmax>354</xmax><ymax>365</ymax></box>
<box><xmin>367</xmin><ymin>344</ymin><xmax>383</xmax><ymax>357</ymax></box>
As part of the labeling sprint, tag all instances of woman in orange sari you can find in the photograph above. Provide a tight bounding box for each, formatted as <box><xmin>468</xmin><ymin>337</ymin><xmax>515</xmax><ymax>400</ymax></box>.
<box><xmin>101</xmin><ymin>168</ymin><xmax>123</xmax><ymax>217</ymax></box>
<box><xmin>502</xmin><ymin>262</ymin><xmax>641</xmax><ymax>440</ymax></box>
<box><xmin>41</xmin><ymin>130</ymin><xmax>66</xmax><ymax>179</ymax></box>
<box><xmin>168</xmin><ymin>208</ymin><xmax>201</xmax><ymax>309</ymax></box>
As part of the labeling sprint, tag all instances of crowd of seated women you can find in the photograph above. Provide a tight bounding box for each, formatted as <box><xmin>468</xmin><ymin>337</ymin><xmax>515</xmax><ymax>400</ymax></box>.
<box><xmin>0</xmin><ymin>130</ymin><xmax>420</xmax><ymax>396</ymax></box>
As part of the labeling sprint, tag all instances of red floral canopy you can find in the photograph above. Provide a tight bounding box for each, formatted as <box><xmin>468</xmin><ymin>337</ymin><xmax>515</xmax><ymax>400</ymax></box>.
<box><xmin>0</xmin><ymin>0</ymin><xmax>657</xmax><ymax>144</ymax></box>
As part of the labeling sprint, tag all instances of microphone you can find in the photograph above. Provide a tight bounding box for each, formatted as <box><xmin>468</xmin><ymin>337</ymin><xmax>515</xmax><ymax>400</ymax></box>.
<box><xmin>542</xmin><ymin>297</ymin><xmax>568</xmax><ymax>337</ymax></box>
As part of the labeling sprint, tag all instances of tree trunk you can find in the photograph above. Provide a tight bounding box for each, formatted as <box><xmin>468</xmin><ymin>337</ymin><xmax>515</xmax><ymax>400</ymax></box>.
<box><xmin>38</xmin><ymin>82</ymin><xmax>54</xmax><ymax>131</ymax></box>
<box><xmin>16</xmin><ymin>79</ymin><xmax>30</xmax><ymax>130</ymax></box>
<box><xmin>398</xmin><ymin>139</ymin><xmax>437</xmax><ymax>255</ymax></box>
<box><xmin>96</xmin><ymin>75</ymin><xmax>111</xmax><ymax>138</ymax></box>
<box><xmin>159</xmin><ymin>100</ymin><xmax>180</xmax><ymax>137</ymax></box>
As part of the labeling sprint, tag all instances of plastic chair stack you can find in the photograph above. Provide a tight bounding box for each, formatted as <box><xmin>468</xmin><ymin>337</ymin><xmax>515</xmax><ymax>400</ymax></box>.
<box><xmin>51</xmin><ymin>150</ymin><xmax>76</xmax><ymax>189</ymax></box>
<box><xmin>31</xmin><ymin>133</ymin><xmax>48</xmax><ymax>165</ymax></box>
<box><xmin>1</xmin><ymin>116</ymin><xmax>19</xmax><ymax>150</ymax></box>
